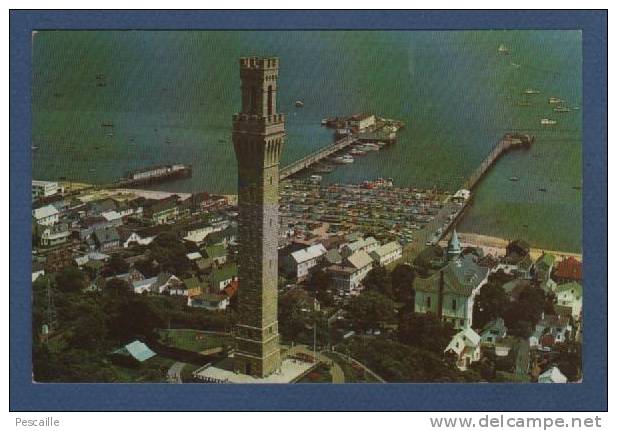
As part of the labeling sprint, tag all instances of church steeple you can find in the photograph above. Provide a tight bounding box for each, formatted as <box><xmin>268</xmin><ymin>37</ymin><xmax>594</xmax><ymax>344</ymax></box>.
<box><xmin>447</xmin><ymin>229</ymin><xmax>461</xmax><ymax>260</ymax></box>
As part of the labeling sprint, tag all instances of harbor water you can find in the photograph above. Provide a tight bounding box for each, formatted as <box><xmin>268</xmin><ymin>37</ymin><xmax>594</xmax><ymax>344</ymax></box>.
<box><xmin>32</xmin><ymin>30</ymin><xmax>582</xmax><ymax>252</ymax></box>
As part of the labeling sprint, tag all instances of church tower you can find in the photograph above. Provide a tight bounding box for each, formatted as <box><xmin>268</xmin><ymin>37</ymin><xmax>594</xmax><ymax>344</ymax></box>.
<box><xmin>447</xmin><ymin>229</ymin><xmax>462</xmax><ymax>260</ymax></box>
<box><xmin>231</xmin><ymin>57</ymin><xmax>284</xmax><ymax>378</ymax></box>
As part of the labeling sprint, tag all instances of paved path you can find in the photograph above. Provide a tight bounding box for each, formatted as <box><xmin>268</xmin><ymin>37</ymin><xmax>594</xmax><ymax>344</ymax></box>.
<box><xmin>329</xmin><ymin>351</ymin><xmax>386</xmax><ymax>383</ymax></box>
<box><xmin>515</xmin><ymin>339</ymin><xmax>530</xmax><ymax>376</ymax></box>
<box><xmin>167</xmin><ymin>362</ymin><xmax>186</xmax><ymax>383</ymax></box>
<box><xmin>286</xmin><ymin>345</ymin><xmax>345</xmax><ymax>383</ymax></box>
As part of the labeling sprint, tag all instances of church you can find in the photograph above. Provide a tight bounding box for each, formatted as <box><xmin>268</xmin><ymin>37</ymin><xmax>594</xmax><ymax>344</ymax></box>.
<box><xmin>413</xmin><ymin>230</ymin><xmax>489</xmax><ymax>329</ymax></box>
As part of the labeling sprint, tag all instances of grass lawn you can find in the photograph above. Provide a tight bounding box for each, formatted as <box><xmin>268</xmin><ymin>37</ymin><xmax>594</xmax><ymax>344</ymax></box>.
<box><xmin>158</xmin><ymin>329</ymin><xmax>231</xmax><ymax>352</ymax></box>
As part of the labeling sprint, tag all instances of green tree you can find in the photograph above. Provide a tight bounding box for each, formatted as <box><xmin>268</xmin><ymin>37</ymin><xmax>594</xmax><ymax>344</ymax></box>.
<box><xmin>391</xmin><ymin>263</ymin><xmax>415</xmax><ymax>305</ymax></box>
<box><xmin>104</xmin><ymin>277</ymin><xmax>133</xmax><ymax>297</ymax></box>
<box><xmin>107</xmin><ymin>254</ymin><xmax>129</xmax><ymax>275</ymax></box>
<box><xmin>69</xmin><ymin>308</ymin><xmax>109</xmax><ymax>350</ymax></box>
<box><xmin>504</xmin><ymin>284</ymin><xmax>546</xmax><ymax>337</ymax></box>
<box><xmin>307</xmin><ymin>270</ymin><xmax>335</xmax><ymax>307</ymax></box>
<box><xmin>397</xmin><ymin>312</ymin><xmax>455</xmax><ymax>353</ymax></box>
<box><xmin>55</xmin><ymin>266</ymin><xmax>86</xmax><ymax>293</ymax></box>
<box><xmin>472</xmin><ymin>282</ymin><xmax>509</xmax><ymax>330</ymax></box>
<box><xmin>347</xmin><ymin>290</ymin><xmax>396</xmax><ymax>332</ymax></box>
<box><xmin>363</xmin><ymin>266</ymin><xmax>393</xmax><ymax>297</ymax></box>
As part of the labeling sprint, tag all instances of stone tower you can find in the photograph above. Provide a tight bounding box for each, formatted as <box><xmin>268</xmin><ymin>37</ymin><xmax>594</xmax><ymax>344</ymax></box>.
<box><xmin>231</xmin><ymin>57</ymin><xmax>284</xmax><ymax>378</ymax></box>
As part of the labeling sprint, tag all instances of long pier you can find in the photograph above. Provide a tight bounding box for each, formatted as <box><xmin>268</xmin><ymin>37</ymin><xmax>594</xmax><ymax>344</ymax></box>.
<box><xmin>462</xmin><ymin>133</ymin><xmax>534</xmax><ymax>191</ymax></box>
<box><xmin>280</xmin><ymin>134</ymin><xmax>357</xmax><ymax>180</ymax></box>
<box><xmin>402</xmin><ymin>133</ymin><xmax>534</xmax><ymax>262</ymax></box>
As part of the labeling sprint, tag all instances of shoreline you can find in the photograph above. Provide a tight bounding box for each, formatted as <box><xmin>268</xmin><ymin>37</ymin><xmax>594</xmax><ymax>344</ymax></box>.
<box><xmin>455</xmin><ymin>232</ymin><xmax>582</xmax><ymax>261</ymax></box>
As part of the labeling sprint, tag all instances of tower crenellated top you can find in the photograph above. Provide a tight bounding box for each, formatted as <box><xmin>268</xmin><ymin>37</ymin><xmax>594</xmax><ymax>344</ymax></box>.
<box><xmin>237</xmin><ymin>56</ymin><xmax>281</xmax><ymax>117</ymax></box>
<box><xmin>239</xmin><ymin>57</ymin><xmax>279</xmax><ymax>70</ymax></box>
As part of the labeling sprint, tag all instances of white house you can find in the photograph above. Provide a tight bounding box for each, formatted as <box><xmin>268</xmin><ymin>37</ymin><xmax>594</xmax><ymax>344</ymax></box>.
<box><xmin>370</xmin><ymin>241</ymin><xmax>402</xmax><ymax>266</ymax></box>
<box><xmin>444</xmin><ymin>327</ymin><xmax>482</xmax><ymax>371</ymax></box>
<box><xmin>39</xmin><ymin>223</ymin><xmax>71</xmax><ymax>247</ymax></box>
<box><xmin>341</xmin><ymin>236</ymin><xmax>379</xmax><ymax>258</ymax></box>
<box><xmin>33</xmin><ymin>205</ymin><xmax>59</xmax><ymax>226</ymax></box>
<box><xmin>536</xmin><ymin>313</ymin><xmax>572</xmax><ymax>344</ymax></box>
<box><xmin>329</xmin><ymin>249</ymin><xmax>374</xmax><ymax>293</ymax></box>
<box><xmin>32</xmin><ymin>180</ymin><xmax>63</xmax><ymax>200</ymax></box>
<box><xmin>555</xmin><ymin>282</ymin><xmax>582</xmax><ymax>320</ymax></box>
<box><xmin>132</xmin><ymin>277</ymin><xmax>159</xmax><ymax>294</ymax></box>
<box><xmin>121</xmin><ymin>231</ymin><xmax>156</xmax><ymax>248</ymax></box>
<box><xmin>156</xmin><ymin>273</ymin><xmax>185</xmax><ymax>295</ymax></box>
<box><xmin>287</xmin><ymin>243</ymin><xmax>327</xmax><ymax>280</ymax></box>
<box><xmin>538</xmin><ymin>366</ymin><xmax>568</xmax><ymax>383</ymax></box>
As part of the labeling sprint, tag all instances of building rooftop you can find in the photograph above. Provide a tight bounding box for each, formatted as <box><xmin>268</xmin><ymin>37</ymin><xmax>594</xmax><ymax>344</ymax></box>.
<box><xmin>291</xmin><ymin>243</ymin><xmax>327</xmax><ymax>264</ymax></box>
<box><xmin>346</xmin><ymin>250</ymin><xmax>373</xmax><ymax>270</ymax></box>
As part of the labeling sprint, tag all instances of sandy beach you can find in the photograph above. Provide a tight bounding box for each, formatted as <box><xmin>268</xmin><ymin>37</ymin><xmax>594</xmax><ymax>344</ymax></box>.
<box><xmin>452</xmin><ymin>232</ymin><xmax>583</xmax><ymax>261</ymax></box>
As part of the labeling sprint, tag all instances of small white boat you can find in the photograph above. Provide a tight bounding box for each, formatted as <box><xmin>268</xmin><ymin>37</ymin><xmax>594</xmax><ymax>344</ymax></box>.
<box><xmin>360</xmin><ymin>143</ymin><xmax>379</xmax><ymax>151</ymax></box>
<box><xmin>332</xmin><ymin>155</ymin><xmax>354</xmax><ymax>164</ymax></box>
<box><xmin>540</xmin><ymin>118</ymin><xmax>557</xmax><ymax>125</ymax></box>
<box><xmin>524</xmin><ymin>88</ymin><xmax>540</xmax><ymax>95</ymax></box>
<box><xmin>309</xmin><ymin>175</ymin><xmax>322</xmax><ymax>183</ymax></box>
<box><xmin>498</xmin><ymin>43</ymin><xmax>509</xmax><ymax>54</ymax></box>
<box><xmin>548</xmin><ymin>97</ymin><xmax>564</xmax><ymax>104</ymax></box>
<box><xmin>553</xmin><ymin>106</ymin><xmax>572</xmax><ymax>113</ymax></box>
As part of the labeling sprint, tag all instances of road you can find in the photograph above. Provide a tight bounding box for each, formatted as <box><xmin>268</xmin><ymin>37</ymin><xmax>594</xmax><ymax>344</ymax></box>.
<box><xmin>286</xmin><ymin>345</ymin><xmax>345</xmax><ymax>383</ymax></box>
<box><xmin>401</xmin><ymin>200</ymin><xmax>464</xmax><ymax>263</ymax></box>
<box><xmin>167</xmin><ymin>362</ymin><xmax>186</xmax><ymax>383</ymax></box>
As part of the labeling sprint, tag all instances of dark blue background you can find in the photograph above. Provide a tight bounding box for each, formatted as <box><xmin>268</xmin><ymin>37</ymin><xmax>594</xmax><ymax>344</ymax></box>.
<box><xmin>10</xmin><ymin>10</ymin><xmax>607</xmax><ymax>411</ymax></box>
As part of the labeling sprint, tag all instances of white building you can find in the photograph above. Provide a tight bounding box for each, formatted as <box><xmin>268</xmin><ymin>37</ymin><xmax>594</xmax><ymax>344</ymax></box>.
<box><xmin>444</xmin><ymin>327</ymin><xmax>482</xmax><ymax>371</ymax></box>
<box><xmin>329</xmin><ymin>249</ymin><xmax>374</xmax><ymax>293</ymax></box>
<box><xmin>33</xmin><ymin>205</ymin><xmax>59</xmax><ymax>226</ymax></box>
<box><xmin>555</xmin><ymin>282</ymin><xmax>582</xmax><ymax>321</ymax></box>
<box><xmin>538</xmin><ymin>366</ymin><xmax>568</xmax><ymax>383</ymax></box>
<box><xmin>39</xmin><ymin>223</ymin><xmax>71</xmax><ymax>247</ymax></box>
<box><xmin>370</xmin><ymin>241</ymin><xmax>403</xmax><ymax>266</ymax></box>
<box><xmin>341</xmin><ymin>236</ymin><xmax>379</xmax><ymax>258</ymax></box>
<box><xmin>347</xmin><ymin>113</ymin><xmax>376</xmax><ymax>132</ymax></box>
<box><xmin>414</xmin><ymin>254</ymin><xmax>489</xmax><ymax>329</ymax></box>
<box><xmin>32</xmin><ymin>180</ymin><xmax>63</xmax><ymax>201</ymax></box>
<box><xmin>287</xmin><ymin>243</ymin><xmax>327</xmax><ymax>280</ymax></box>
<box><xmin>132</xmin><ymin>277</ymin><xmax>159</xmax><ymax>294</ymax></box>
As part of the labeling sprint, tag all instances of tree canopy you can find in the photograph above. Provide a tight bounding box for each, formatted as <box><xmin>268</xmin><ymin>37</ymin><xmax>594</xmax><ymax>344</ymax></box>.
<box><xmin>346</xmin><ymin>290</ymin><xmax>397</xmax><ymax>332</ymax></box>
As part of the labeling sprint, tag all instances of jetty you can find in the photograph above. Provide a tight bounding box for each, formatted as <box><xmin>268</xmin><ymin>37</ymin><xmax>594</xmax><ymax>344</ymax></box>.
<box><xmin>401</xmin><ymin>133</ymin><xmax>534</xmax><ymax>262</ymax></box>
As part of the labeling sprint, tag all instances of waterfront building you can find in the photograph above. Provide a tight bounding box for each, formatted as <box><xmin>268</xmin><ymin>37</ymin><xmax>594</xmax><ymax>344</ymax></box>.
<box><xmin>553</xmin><ymin>256</ymin><xmax>582</xmax><ymax>284</ymax></box>
<box><xmin>32</xmin><ymin>180</ymin><xmax>63</xmax><ymax>201</ymax></box>
<box><xmin>231</xmin><ymin>56</ymin><xmax>284</xmax><ymax>378</ymax></box>
<box><xmin>370</xmin><ymin>241</ymin><xmax>403</xmax><ymax>266</ymax></box>
<box><xmin>414</xmin><ymin>254</ymin><xmax>489</xmax><ymax>329</ymax></box>
<box><xmin>347</xmin><ymin>113</ymin><xmax>376</xmax><ymax>132</ymax></box>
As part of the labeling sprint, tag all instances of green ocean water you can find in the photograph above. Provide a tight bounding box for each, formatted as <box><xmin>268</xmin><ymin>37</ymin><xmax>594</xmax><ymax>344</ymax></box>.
<box><xmin>32</xmin><ymin>30</ymin><xmax>582</xmax><ymax>252</ymax></box>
